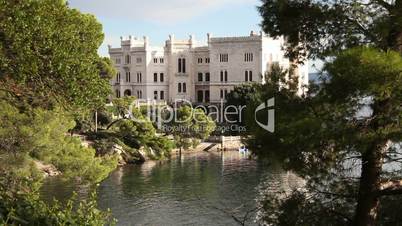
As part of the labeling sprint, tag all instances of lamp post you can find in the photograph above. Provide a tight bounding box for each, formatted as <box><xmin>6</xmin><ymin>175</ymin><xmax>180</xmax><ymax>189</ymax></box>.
<box><xmin>220</xmin><ymin>128</ymin><xmax>224</xmax><ymax>151</ymax></box>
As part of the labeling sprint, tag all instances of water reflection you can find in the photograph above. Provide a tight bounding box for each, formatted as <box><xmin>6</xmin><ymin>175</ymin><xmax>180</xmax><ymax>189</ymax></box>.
<box><xmin>96</xmin><ymin>151</ymin><xmax>289</xmax><ymax>226</ymax></box>
<box><xmin>41</xmin><ymin>151</ymin><xmax>304</xmax><ymax>226</ymax></box>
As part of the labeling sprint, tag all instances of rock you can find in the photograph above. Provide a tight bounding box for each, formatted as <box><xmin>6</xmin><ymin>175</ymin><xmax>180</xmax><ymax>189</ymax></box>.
<box><xmin>110</xmin><ymin>144</ymin><xmax>127</xmax><ymax>165</ymax></box>
<box><xmin>34</xmin><ymin>161</ymin><xmax>61</xmax><ymax>177</ymax></box>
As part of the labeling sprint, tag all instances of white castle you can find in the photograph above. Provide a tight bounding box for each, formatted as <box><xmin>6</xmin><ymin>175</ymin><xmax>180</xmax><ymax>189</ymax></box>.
<box><xmin>108</xmin><ymin>31</ymin><xmax>308</xmax><ymax>104</ymax></box>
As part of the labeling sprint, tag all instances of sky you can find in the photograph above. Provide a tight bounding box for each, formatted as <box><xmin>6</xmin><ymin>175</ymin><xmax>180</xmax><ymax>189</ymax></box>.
<box><xmin>67</xmin><ymin>0</ymin><xmax>321</xmax><ymax>73</ymax></box>
<box><xmin>68</xmin><ymin>0</ymin><xmax>262</xmax><ymax>56</ymax></box>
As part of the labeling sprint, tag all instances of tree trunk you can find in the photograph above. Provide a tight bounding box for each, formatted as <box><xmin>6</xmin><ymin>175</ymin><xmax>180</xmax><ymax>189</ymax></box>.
<box><xmin>353</xmin><ymin>144</ymin><xmax>384</xmax><ymax>226</ymax></box>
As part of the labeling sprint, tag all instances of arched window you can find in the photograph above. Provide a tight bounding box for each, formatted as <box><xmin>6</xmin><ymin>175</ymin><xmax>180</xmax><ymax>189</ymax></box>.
<box><xmin>115</xmin><ymin>90</ymin><xmax>120</xmax><ymax>98</ymax></box>
<box><xmin>154</xmin><ymin>73</ymin><xmax>158</xmax><ymax>82</ymax></box>
<box><xmin>116</xmin><ymin>72</ymin><xmax>121</xmax><ymax>82</ymax></box>
<box><xmin>182</xmin><ymin>58</ymin><xmax>186</xmax><ymax>73</ymax></box>
<box><xmin>126</xmin><ymin>72</ymin><xmax>131</xmax><ymax>82</ymax></box>
<box><xmin>249</xmin><ymin>71</ymin><xmax>253</xmax><ymax>81</ymax></box>
<box><xmin>137</xmin><ymin>90</ymin><xmax>143</xmax><ymax>98</ymax></box>
<box><xmin>205</xmin><ymin>90</ymin><xmax>210</xmax><ymax>102</ymax></box>
<box><xmin>220</xmin><ymin>71</ymin><xmax>224</xmax><ymax>82</ymax></box>
<box><xmin>178</xmin><ymin>83</ymin><xmax>182</xmax><ymax>93</ymax></box>
<box><xmin>245</xmin><ymin>71</ymin><xmax>248</xmax><ymax>81</ymax></box>
<box><xmin>183</xmin><ymin>83</ymin><xmax>187</xmax><ymax>93</ymax></box>
<box><xmin>125</xmin><ymin>55</ymin><xmax>131</xmax><ymax>64</ymax></box>
<box><xmin>197</xmin><ymin>90</ymin><xmax>203</xmax><ymax>102</ymax></box>
<box><xmin>178</xmin><ymin>58</ymin><xmax>182</xmax><ymax>73</ymax></box>
<box><xmin>124</xmin><ymin>89</ymin><xmax>131</xmax><ymax>96</ymax></box>
<box><xmin>224</xmin><ymin>70</ymin><xmax>228</xmax><ymax>82</ymax></box>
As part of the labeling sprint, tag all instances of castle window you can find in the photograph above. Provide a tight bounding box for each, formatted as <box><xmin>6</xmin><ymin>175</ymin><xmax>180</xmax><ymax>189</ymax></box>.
<box><xmin>126</xmin><ymin>71</ymin><xmax>131</xmax><ymax>82</ymax></box>
<box><xmin>205</xmin><ymin>90</ymin><xmax>210</xmax><ymax>102</ymax></box>
<box><xmin>178</xmin><ymin>83</ymin><xmax>182</xmax><ymax>93</ymax></box>
<box><xmin>244</xmin><ymin>53</ymin><xmax>253</xmax><ymax>62</ymax></box>
<box><xmin>115</xmin><ymin>90</ymin><xmax>120</xmax><ymax>98</ymax></box>
<box><xmin>160</xmin><ymin>73</ymin><xmax>164</xmax><ymax>82</ymax></box>
<box><xmin>125</xmin><ymin>55</ymin><xmax>131</xmax><ymax>64</ymax></box>
<box><xmin>154</xmin><ymin>73</ymin><xmax>158</xmax><ymax>82</ymax></box>
<box><xmin>205</xmin><ymin>57</ymin><xmax>210</xmax><ymax>63</ymax></box>
<box><xmin>116</xmin><ymin>72</ymin><xmax>121</xmax><ymax>82</ymax></box>
<box><xmin>183</xmin><ymin>83</ymin><xmax>187</xmax><ymax>93</ymax></box>
<box><xmin>154</xmin><ymin>91</ymin><xmax>158</xmax><ymax>100</ymax></box>
<box><xmin>205</xmin><ymin>72</ymin><xmax>210</xmax><ymax>82</ymax></box>
<box><xmin>197</xmin><ymin>90</ymin><xmax>203</xmax><ymax>102</ymax></box>
<box><xmin>219</xmin><ymin>53</ymin><xmax>228</xmax><ymax>62</ymax></box>
<box><xmin>115</xmin><ymin>58</ymin><xmax>121</xmax><ymax>64</ymax></box>
<box><xmin>178</xmin><ymin>58</ymin><xmax>186</xmax><ymax>73</ymax></box>
<box><xmin>124</xmin><ymin>89</ymin><xmax>131</xmax><ymax>96</ymax></box>
<box><xmin>160</xmin><ymin>91</ymin><xmax>165</xmax><ymax>100</ymax></box>
<box><xmin>178</xmin><ymin>58</ymin><xmax>182</xmax><ymax>73</ymax></box>
<box><xmin>137</xmin><ymin>72</ymin><xmax>142</xmax><ymax>83</ymax></box>
<box><xmin>153</xmin><ymin>58</ymin><xmax>158</xmax><ymax>63</ymax></box>
<box><xmin>198</xmin><ymin>58</ymin><xmax>203</xmax><ymax>64</ymax></box>
<box><xmin>137</xmin><ymin>90</ymin><xmax>143</xmax><ymax>99</ymax></box>
<box><xmin>160</xmin><ymin>58</ymin><xmax>164</xmax><ymax>63</ymax></box>
<box><xmin>136</xmin><ymin>57</ymin><xmax>142</xmax><ymax>63</ymax></box>
<box><xmin>224</xmin><ymin>70</ymin><xmax>228</xmax><ymax>82</ymax></box>
<box><xmin>198</xmin><ymin>73</ymin><xmax>203</xmax><ymax>82</ymax></box>
<box><xmin>220</xmin><ymin>89</ymin><xmax>228</xmax><ymax>100</ymax></box>
<box><xmin>245</xmin><ymin>70</ymin><xmax>253</xmax><ymax>81</ymax></box>
<box><xmin>220</xmin><ymin>71</ymin><xmax>223</xmax><ymax>82</ymax></box>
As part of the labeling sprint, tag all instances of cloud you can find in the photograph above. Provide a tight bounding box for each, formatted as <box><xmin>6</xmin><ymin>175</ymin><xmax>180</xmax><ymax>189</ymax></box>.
<box><xmin>68</xmin><ymin>0</ymin><xmax>257</xmax><ymax>24</ymax></box>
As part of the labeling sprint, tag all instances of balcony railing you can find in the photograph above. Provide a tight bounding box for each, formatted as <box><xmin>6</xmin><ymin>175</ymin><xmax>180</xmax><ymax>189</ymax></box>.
<box><xmin>175</xmin><ymin>72</ymin><xmax>188</xmax><ymax>77</ymax></box>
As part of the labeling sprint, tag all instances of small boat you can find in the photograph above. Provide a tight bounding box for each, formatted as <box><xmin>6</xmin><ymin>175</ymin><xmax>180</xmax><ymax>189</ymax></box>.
<box><xmin>239</xmin><ymin>146</ymin><xmax>248</xmax><ymax>154</ymax></box>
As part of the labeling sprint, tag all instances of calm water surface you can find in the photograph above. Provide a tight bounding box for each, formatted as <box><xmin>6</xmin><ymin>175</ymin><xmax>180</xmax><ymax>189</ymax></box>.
<box><xmin>41</xmin><ymin>151</ymin><xmax>300</xmax><ymax>226</ymax></box>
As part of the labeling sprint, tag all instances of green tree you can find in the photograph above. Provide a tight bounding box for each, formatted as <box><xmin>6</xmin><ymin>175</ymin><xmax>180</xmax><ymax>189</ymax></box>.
<box><xmin>226</xmin><ymin>82</ymin><xmax>263</xmax><ymax>128</ymax></box>
<box><xmin>0</xmin><ymin>100</ymin><xmax>118</xmax><ymax>183</ymax></box>
<box><xmin>259</xmin><ymin>0</ymin><xmax>402</xmax><ymax>225</ymax></box>
<box><xmin>259</xmin><ymin>0</ymin><xmax>402</xmax><ymax>62</ymax></box>
<box><xmin>257</xmin><ymin>1</ymin><xmax>402</xmax><ymax>225</ymax></box>
<box><xmin>246</xmin><ymin>48</ymin><xmax>402</xmax><ymax>225</ymax></box>
<box><xmin>0</xmin><ymin>1</ymin><xmax>118</xmax><ymax>224</ymax></box>
<box><xmin>0</xmin><ymin>173</ymin><xmax>115</xmax><ymax>226</ymax></box>
<box><xmin>166</xmin><ymin>106</ymin><xmax>216</xmax><ymax>153</ymax></box>
<box><xmin>0</xmin><ymin>0</ymin><xmax>111</xmax><ymax>110</ymax></box>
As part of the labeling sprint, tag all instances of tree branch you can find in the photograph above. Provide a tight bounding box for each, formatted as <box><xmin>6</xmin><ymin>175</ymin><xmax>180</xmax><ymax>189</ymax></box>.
<box><xmin>373</xmin><ymin>0</ymin><xmax>393</xmax><ymax>11</ymax></box>
<box><xmin>377</xmin><ymin>179</ymin><xmax>402</xmax><ymax>196</ymax></box>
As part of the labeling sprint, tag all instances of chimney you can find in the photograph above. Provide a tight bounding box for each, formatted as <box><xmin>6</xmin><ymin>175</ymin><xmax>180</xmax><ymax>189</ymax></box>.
<box><xmin>189</xmin><ymin>34</ymin><xmax>194</xmax><ymax>48</ymax></box>
<box><xmin>143</xmin><ymin>36</ymin><xmax>149</xmax><ymax>49</ymax></box>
